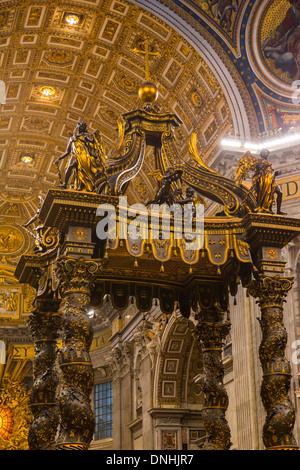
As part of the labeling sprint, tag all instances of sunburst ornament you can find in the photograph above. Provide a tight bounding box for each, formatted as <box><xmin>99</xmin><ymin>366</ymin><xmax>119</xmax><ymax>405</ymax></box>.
<box><xmin>0</xmin><ymin>405</ymin><xmax>13</xmax><ymax>440</ymax></box>
<box><xmin>0</xmin><ymin>343</ymin><xmax>31</xmax><ymax>450</ymax></box>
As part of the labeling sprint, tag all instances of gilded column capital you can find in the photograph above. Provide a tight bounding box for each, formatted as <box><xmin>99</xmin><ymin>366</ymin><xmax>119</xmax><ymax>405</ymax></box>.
<box><xmin>55</xmin><ymin>256</ymin><xmax>100</xmax><ymax>295</ymax></box>
<box><xmin>247</xmin><ymin>274</ymin><xmax>293</xmax><ymax>309</ymax></box>
<box><xmin>194</xmin><ymin>319</ymin><xmax>231</xmax><ymax>351</ymax></box>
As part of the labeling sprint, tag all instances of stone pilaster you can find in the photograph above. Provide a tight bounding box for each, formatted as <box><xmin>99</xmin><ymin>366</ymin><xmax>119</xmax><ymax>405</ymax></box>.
<box><xmin>107</xmin><ymin>342</ymin><xmax>134</xmax><ymax>450</ymax></box>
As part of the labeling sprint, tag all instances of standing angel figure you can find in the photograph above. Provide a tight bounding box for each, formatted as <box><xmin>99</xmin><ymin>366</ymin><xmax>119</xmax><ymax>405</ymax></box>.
<box><xmin>235</xmin><ymin>149</ymin><xmax>285</xmax><ymax>215</ymax></box>
<box><xmin>53</xmin><ymin>121</ymin><xmax>108</xmax><ymax>192</ymax></box>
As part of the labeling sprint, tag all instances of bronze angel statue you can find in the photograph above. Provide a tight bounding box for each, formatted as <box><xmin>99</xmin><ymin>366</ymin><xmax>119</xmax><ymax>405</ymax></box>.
<box><xmin>235</xmin><ymin>149</ymin><xmax>285</xmax><ymax>215</ymax></box>
<box><xmin>53</xmin><ymin>121</ymin><xmax>108</xmax><ymax>192</ymax></box>
<box><xmin>146</xmin><ymin>164</ymin><xmax>184</xmax><ymax>206</ymax></box>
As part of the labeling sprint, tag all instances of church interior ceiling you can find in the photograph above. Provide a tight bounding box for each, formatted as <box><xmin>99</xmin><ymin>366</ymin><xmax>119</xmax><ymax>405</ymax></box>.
<box><xmin>0</xmin><ymin>0</ymin><xmax>299</xmax><ymax>327</ymax></box>
<box><xmin>158</xmin><ymin>0</ymin><xmax>300</xmax><ymax>133</ymax></box>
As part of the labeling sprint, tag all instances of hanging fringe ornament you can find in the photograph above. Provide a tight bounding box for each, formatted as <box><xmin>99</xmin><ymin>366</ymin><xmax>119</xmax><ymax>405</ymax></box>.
<box><xmin>134</xmin><ymin>258</ymin><xmax>138</xmax><ymax>268</ymax></box>
<box><xmin>104</xmin><ymin>249</ymin><xmax>109</xmax><ymax>259</ymax></box>
<box><xmin>189</xmin><ymin>265</ymin><xmax>193</xmax><ymax>274</ymax></box>
<box><xmin>201</xmin><ymin>249</ymin><xmax>205</xmax><ymax>258</ymax></box>
<box><xmin>217</xmin><ymin>266</ymin><xmax>221</xmax><ymax>275</ymax></box>
<box><xmin>160</xmin><ymin>263</ymin><xmax>165</xmax><ymax>273</ymax></box>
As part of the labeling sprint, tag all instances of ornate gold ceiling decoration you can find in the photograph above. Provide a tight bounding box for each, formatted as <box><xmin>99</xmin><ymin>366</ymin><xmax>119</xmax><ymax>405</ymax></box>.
<box><xmin>0</xmin><ymin>264</ymin><xmax>35</xmax><ymax>324</ymax></box>
<box><xmin>0</xmin><ymin>0</ymin><xmax>234</xmax><ymax>237</ymax></box>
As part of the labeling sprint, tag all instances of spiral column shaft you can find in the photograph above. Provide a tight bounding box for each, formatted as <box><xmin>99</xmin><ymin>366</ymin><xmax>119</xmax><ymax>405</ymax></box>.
<box><xmin>248</xmin><ymin>274</ymin><xmax>298</xmax><ymax>450</ymax></box>
<box><xmin>28</xmin><ymin>300</ymin><xmax>61</xmax><ymax>450</ymax></box>
<box><xmin>194</xmin><ymin>309</ymin><xmax>231</xmax><ymax>450</ymax></box>
<box><xmin>55</xmin><ymin>257</ymin><xmax>98</xmax><ymax>450</ymax></box>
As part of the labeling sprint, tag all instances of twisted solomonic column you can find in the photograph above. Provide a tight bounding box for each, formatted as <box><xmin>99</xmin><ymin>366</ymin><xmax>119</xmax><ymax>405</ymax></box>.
<box><xmin>55</xmin><ymin>257</ymin><xmax>99</xmax><ymax>450</ymax></box>
<box><xmin>194</xmin><ymin>309</ymin><xmax>232</xmax><ymax>450</ymax></box>
<box><xmin>247</xmin><ymin>274</ymin><xmax>298</xmax><ymax>450</ymax></box>
<box><xmin>27</xmin><ymin>299</ymin><xmax>61</xmax><ymax>450</ymax></box>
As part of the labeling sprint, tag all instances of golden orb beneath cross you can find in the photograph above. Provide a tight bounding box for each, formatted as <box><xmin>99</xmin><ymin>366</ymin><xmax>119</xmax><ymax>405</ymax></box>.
<box><xmin>138</xmin><ymin>82</ymin><xmax>158</xmax><ymax>103</ymax></box>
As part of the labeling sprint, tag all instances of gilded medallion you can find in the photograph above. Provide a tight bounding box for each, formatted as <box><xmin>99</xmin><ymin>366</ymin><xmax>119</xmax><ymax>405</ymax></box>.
<box><xmin>0</xmin><ymin>226</ymin><xmax>24</xmax><ymax>254</ymax></box>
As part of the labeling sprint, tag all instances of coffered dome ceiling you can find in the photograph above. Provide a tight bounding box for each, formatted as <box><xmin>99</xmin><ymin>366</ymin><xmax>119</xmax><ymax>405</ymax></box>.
<box><xmin>0</xmin><ymin>0</ymin><xmax>298</xmax><ymax>325</ymax></box>
<box><xmin>4</xmin><ymin>0</ymin><xmax>293</xmax><ymax>273</ymax></box>
<box><xmin>0</xmin><ymin>0</ymin><xmax>243</xmax><ymax>266</ymax></box>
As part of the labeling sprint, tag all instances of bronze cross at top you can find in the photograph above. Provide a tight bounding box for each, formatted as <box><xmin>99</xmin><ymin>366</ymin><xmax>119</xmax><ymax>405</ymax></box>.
<box><xmin>133</xmin><ymin>39</ymin><xmax>161</xmax><ymax>81</ymax></box>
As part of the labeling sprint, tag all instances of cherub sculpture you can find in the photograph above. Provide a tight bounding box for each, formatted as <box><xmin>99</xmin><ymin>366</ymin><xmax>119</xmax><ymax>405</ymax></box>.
<box><xmin>53</xmin><ymin>121</ymin><xmax>108</xmax><ymax>192</ymax></box>
<box><xmin>27</xmin><ymin>225</ymin><xmax>47</xmax><ymax>254</ymax></box>
<box><xmin>146</xmin><ymin>164</ymin><xmax>184</xmax><ymax>206</ymax></box>
<box><xmin>235</xmin><ymin>149</ymin><xmax>285</xmax><ymax>215</ymax></box>
<box><xmin>21</xmin><ymin>196</ymin><xmax>62</xmax><ymax>253</ymax></box>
